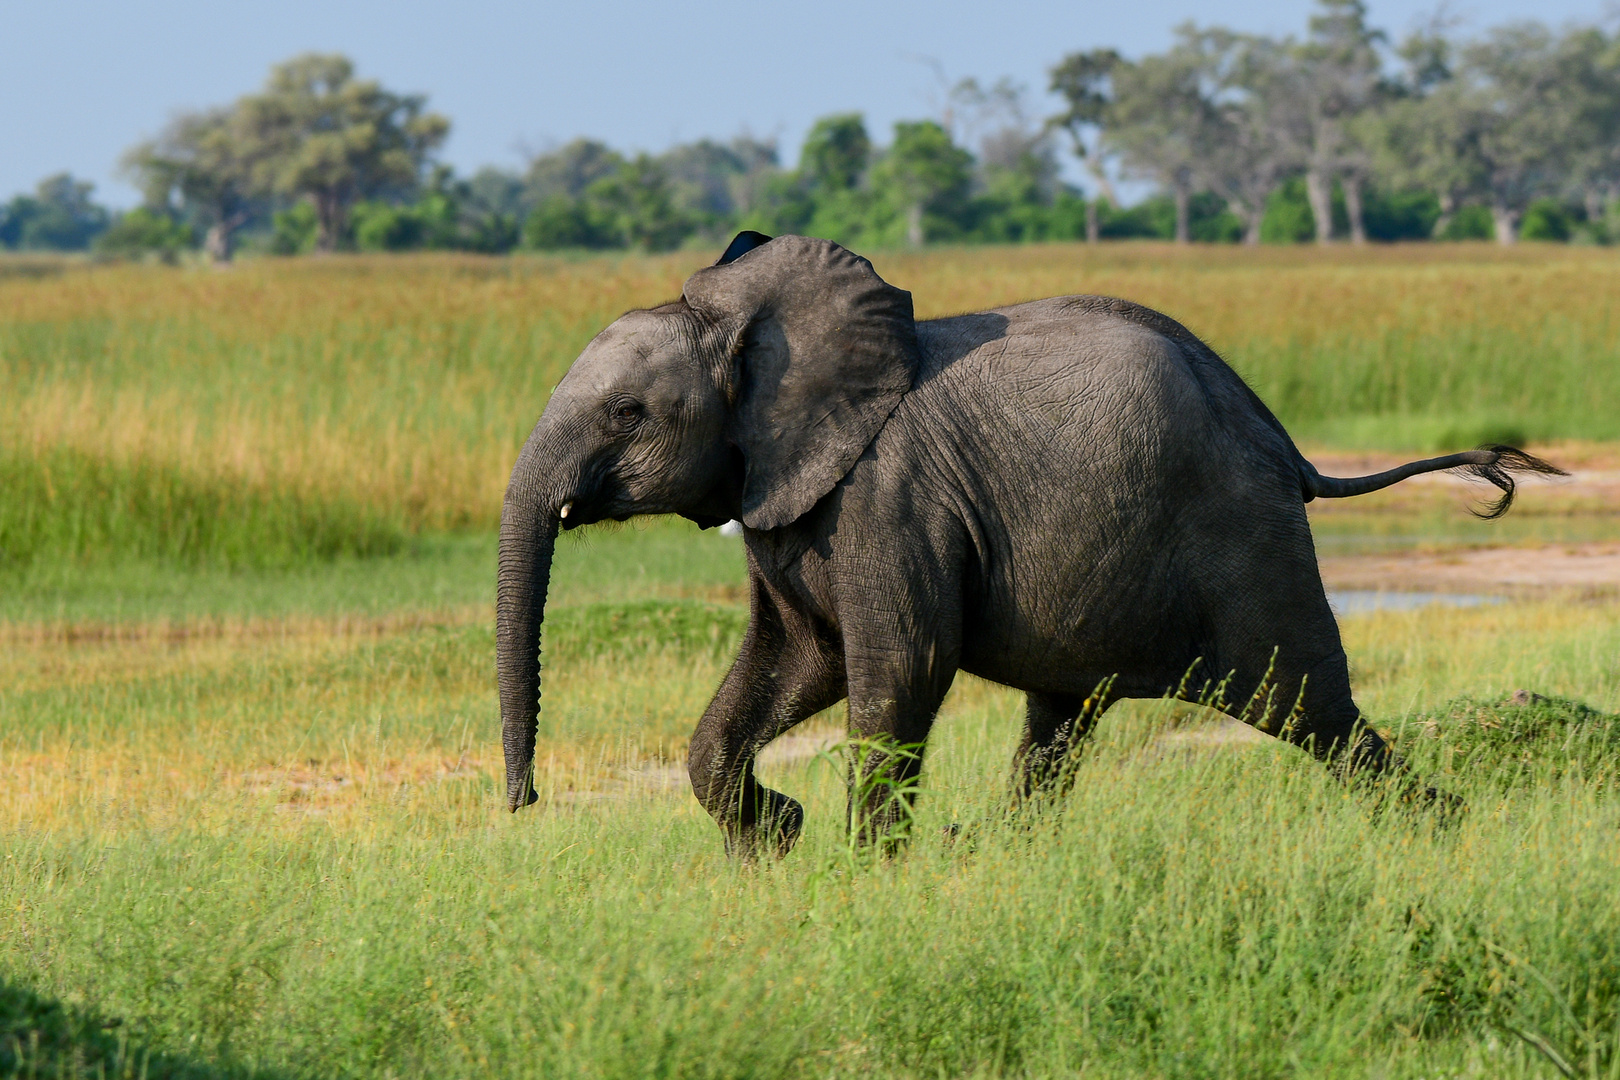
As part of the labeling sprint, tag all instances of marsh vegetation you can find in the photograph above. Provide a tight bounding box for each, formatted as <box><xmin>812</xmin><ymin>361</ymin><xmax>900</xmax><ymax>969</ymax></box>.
<box><xmin>2</xmin><ymin>245</ymin><xmax>1618</xmax><ymax>1078</ymax></box>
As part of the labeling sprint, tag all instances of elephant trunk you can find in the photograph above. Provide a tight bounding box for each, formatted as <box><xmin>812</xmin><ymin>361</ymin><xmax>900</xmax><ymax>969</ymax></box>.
<box><xmin>497</xmin><ymin>438</ymin><xmax>563</xmax><ymax>812</ymax></box>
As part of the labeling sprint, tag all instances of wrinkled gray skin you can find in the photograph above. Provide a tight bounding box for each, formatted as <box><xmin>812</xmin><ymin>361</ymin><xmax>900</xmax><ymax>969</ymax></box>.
<box><xmin>498</xmin><ymin>233</ymin><xmax>1554</xmax><ymax>857</ymax></box>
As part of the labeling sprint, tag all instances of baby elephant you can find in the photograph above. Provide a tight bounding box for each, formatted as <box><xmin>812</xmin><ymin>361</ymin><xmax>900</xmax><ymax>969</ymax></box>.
<box><xmin>496</xmin><ymin>232</ymin><xmax>1559</xmax><ymax>856</ymax></box>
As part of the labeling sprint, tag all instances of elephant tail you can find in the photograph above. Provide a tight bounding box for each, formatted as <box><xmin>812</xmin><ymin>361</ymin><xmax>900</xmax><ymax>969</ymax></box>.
<box><xmin>1297</xmin><ymin>445</ymin><xmax>1565</xmax><ymax>519</ymax></box>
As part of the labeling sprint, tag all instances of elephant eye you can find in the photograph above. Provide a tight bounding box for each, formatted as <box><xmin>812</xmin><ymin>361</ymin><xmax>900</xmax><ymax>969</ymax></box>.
<box><xmin>612</xmin><ymin>401</ymin><xmax>644</xmax><ymax>427</ymax></box>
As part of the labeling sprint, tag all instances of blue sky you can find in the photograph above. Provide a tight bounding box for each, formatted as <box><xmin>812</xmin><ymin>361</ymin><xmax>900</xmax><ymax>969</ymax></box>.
<box><xmin>2</xmin><ymin>0</ymin><xmax>1612</xmax><ymax>207</ymax></box>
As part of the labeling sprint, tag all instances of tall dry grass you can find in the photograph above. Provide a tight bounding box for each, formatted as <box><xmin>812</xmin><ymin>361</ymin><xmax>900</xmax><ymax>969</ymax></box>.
<box><xmin>3</xmin><ymin>245</ymin><xmax>1617</xmax><ymax>566</ymax></box>
<box><xmin>2</xmin><ymin>255</ymin><xmax>690</xmax><ymax>539</ymax></box>
<box><xmin>892</xmin><ymin>243</ymin><xmax>1620</xmax><ymax>449</ymax></box>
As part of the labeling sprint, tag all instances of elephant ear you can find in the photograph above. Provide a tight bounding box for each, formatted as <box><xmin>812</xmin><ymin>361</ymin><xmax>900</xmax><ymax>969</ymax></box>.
<box><xmin>683</xmin><ymin>234</ymin><xmax>921</xmax><ymax>530</ymax></box>
<box><xmin>714</xmin><ymin>230</ymin><xmax>773</xmax><ymax>265</ymax></box>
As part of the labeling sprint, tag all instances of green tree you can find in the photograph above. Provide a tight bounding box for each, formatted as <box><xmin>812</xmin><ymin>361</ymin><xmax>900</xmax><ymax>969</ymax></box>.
<box><xmin>801</xmin><ymin>114</ymin><xmax>871</xmax><ymax>192</ymax></box>
<box><xmin>1360</xmin><ymin>26</ymin><xmax>1476</xmax><ymax>237</ymax></box>
<box><xmin>1358</xmin><ymin>187</ymin><xmax>1442</xmax><ymax>239</ymax></box>
<box><xmin>521</xmin><ymin>140</ymin><xmax>628</xmax><ymax>250</ymax></box>
<box><xmin>658</xmin><ymin>137</ymin><xmax>780</xmax><ymax>236</ymax></box>
<box><xmin>455</xmin><ymin>167</ymin><xmax>527</xmax><ymax>252</ymax></box>
<box><xmin>94</xmin><ymin>208</ymin><xmax>194</xmax><ymax>261</ymax></box>
<box><xmin>525</xmin><ymin>139</ymin><xmax>624</xmax><ymax>202</ymax></box>
<box><xmin>585</xmin><ymin>155</ymin><xmax>692</xmax><ymax>251</ymax></box>
<box><xmin>1458</xmin><ymin>24</ymin><xmax>1571</xmax><ymax>243</ymax></box>
<box><xmin>0</xmin><ymin>196</ymin><xmax>31</xmax><ymax>249</ymax></box>
<box><xmin>738</xmin><ymin>115</ymin><xmax>869</xmax><ymax>244</ymax></box>
<box><xmin>354</xmin><ymin>166</ymin><xmax>523</xmax><ymax>253</ymax></box>
<box><xmin>1049</xmin><ymin>48</ymin><xmax>1123</xmax><ymax>241</ymax></box>
<box><xmin>523</xmin><ymin>195</ymin><xmax>611</xmax><ymax>249</ymax></box>
<box><xmin>1547</xmin><ymin>27</ymin><xmax>1620</xmax><ymax>236</ymax></box>
<box><xmin>1261</xmin><ymin>176</ymin><xmax>1323</xmax><ymax>242</ymax></box>
<box><xmin>735</xmin><ymin>170</ymin><xmax>818</xmax><ymax>237</ymax></box>
<box><xmin>236</xmin><ymin>53</ymin><xmax>449</xmax><ymax>251</ymax></box>
<box><xmin>870</xmin><ymin>120</ymin><xmax>974</xmax><ymax>246</ymax></box>
<box><xmin>523</xmin><ymin>154</ymin><xmax>692</xmax><ymax>252</ymax></box>
<box><xmin>269</xmin><ymin>202</ymin><xmax>318</xmax><ymax>254</ymax></box>
<box><xmin>802</xmin><ymin>185</ymin><xmax>880</xmax><ymax>247</ymax></box>
<box><xmin>745</xmin><ymin>114</ymin><xmax>878</xmax><ymax>244</ymax></box>
<box><xmin>1368</xmin><ymin>23</ymin><xmax>1614</xmax><ymax>245</ymax></box>
<box><xmin>123</xmin><ymin>107</ymin><xmax>266</xmax><ymax>262</ymax></box>
<box><xmin>351</xmin><ymin>200</ymin><xmax>426</xmax><ymax>251</ymax></box>
<box><xmin>949</xmin><ymin>78</ymin><xmax>1066</xmax><ymax>243</ymax></box>
<box><xmin>1297</xmin><ymin>0</ymin><xmax>1386</xmax><ymax>243</ymax></box>
<box><xmin>0</xmin><ymin>174</ymin><xmax>109</xmax><ymax>250</ymax></box>
<box><xmin>1520</xmin><ymin>196</ymin><xmax>1573</xmax><ymax>240</ymax></box>
<box><xmin>1198</xmin><ymin>29</ymin><xmax>1308</xmax><ymax>245</ymax></box>
<box><xmin>1109</xmin><ymin>36</ymin><xmax>1219</xmax><ymax>244</ymax></box>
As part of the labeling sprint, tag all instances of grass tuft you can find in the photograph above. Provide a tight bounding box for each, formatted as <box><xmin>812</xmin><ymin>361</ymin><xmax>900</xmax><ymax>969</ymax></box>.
<box><xmin>1399</xmin><ymin>691</ymin><xmax>1620</xmax><ymax>790</ymax></box>
<box><xmin>0</xmin><ymin>448</ymin><xmax>406</xmax><ymax>571</ymax></box>
<box><xmin>545</xmin><ymin>600</ymin><xmax>747</xmax><ymax>662</ymax></box>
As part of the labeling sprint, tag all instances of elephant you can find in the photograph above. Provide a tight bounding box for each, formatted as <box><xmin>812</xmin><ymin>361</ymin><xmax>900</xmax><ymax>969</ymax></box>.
<box><xmin>497</xmin><ymin>231</ymin><xmax>1561</xmax><ymax>857</ymax></box>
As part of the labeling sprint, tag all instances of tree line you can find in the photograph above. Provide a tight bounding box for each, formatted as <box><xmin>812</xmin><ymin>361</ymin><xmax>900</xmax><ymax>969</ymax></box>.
<box><xmin>4</xmin><ymin>1</ymin><xmax>1618</xmax><ymax>261</ymax></box>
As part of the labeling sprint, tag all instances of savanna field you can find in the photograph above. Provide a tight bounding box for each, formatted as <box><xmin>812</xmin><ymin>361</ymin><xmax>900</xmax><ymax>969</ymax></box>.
<box><xmin>3</xmin><ymin>243</ymin><xmax>1620</xmax><ymax>1079</ymax></box>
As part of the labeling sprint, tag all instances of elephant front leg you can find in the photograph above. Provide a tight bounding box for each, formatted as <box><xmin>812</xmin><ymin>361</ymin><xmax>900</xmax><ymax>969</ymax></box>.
<box><xmin>842</xmin><ymin>636</ymin><xmax>960</xmax><ymax>852</ymax></box>
<box><xmin>687</xmin><ymin>580</ymin><xmax>844</xmax><ymax>859</ymax></box>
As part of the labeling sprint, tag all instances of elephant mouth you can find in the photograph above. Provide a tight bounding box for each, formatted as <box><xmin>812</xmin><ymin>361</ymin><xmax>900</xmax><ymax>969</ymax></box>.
<box><xmin>557</xmin><ymin>499</ymin><xmax>599</xmax><ymax>532</ymax></box>
<box><xmin>555</xmin><ymin>474</ymin><xmax>637</xmax><ymax>531</ymax></box>
<box><xmin>555</xmin><ymin>448</ymin><xmax>717</xmax><ymax>531</ymax></box>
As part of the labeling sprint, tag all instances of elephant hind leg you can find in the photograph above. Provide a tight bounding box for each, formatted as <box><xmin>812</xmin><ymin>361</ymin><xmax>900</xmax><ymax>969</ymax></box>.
<box><xmin>1195</xmin><ymin>644</ymin><xmax>1397</xmax><ymax>780</ymax></box>
<box><xmin>1224</xmin><ymin>649</ymin><xmax>1462</xmax><ymax>811</ymax></box>
<box><xmin>1013</xmin><ymin>685</ymin><xmax>1112</xmax><ymax>803</ymax></box>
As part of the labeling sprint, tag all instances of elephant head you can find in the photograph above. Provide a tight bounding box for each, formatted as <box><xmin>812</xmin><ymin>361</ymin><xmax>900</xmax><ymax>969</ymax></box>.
<box><xmin>498</xmin><ymin>233</ymin><xmax>922</xmax><ymax>810</ymax></box>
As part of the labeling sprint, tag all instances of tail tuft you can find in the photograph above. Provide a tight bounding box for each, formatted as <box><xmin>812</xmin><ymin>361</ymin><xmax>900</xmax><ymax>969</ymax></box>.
<box><xmin>1460</xmin><ymin>445</ymin><xmax>1568</xmax><ymax>520</ymax></box>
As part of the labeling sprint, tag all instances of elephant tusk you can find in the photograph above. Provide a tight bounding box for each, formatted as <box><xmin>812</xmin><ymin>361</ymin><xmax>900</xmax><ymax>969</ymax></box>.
<box><xmin>559</xmin><ymin>501</ymin><xmax>572</xmax><ymax>519</ymax></box>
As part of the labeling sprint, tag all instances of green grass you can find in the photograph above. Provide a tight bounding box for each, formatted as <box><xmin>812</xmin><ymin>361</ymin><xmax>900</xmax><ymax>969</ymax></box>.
<box><xmin>5</xmin><ymin>250</ymin><xmax>1620</xmax><ymax>1078</ymax></box>
<box><xmin>1400</xmin><ymin>693</ymin><xmax>1620</xmax><ymax>791</ymax></box>
<box><xmin>5</xmin><ymin>652</ymin><xmax>1620</xmax><ymax>1078</ymax></box>
<box><xmin>4</xmin><ymin>559</ymin><xmax>1619</xmax><ymax>1078</ymax></box>
<box><xmin>1236</xmin><ymin>324</ymin><xmax>1620</xmax><ymax>448</ymax></box>
<box><xmin>1307</xmin><ymin>502</ymin><xmax>1620</xmax><ymax>555</ymax></box>
<box><xmin>0</xmin><ymin>518</ymin><xmax>746</xmax><ymax>625</ymax></box>
<box><xmin>1</xmin><ymin>979</ymin><xmax>225</xmax><ymax>1080</ymax></box>
<box><xmin>0</xmin><ymin>448</ymin><xmax>406</xmax><ymax>572</ymax></box>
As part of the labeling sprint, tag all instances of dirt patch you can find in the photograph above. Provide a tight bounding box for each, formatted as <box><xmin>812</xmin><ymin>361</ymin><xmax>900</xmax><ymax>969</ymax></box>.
<box><xmin>1320</xmin><ymin>541</ymin><xmax>1620</xmax><ymax>596</ymax></box>
<box><xmin>0</xmin><ymin>606</ymin><xmax>487</xmax><ymax>648</ymax></box>
<box><xmin>557</xmin><ymin>724</ymin><xmax>845</xmax><ymax>805</ymax></box>
<box><xmin>239</xmin><ymin>755</ymin><xmax>486</xmax><ymax>813</ymax></box>
<box><xmin>756</xmin><ymin>726</ymin><xmax>846</xmax><ymax>769</ymax></box>
<box><xmin>1154</xmin><ymin>719</ymin><xmax>1270</xmax><ymax>751</ymax></box>
<box><xmin>1302</xmin><ymin>444</ymin><xmax>1619</xmax><ymax>595</ymax></box>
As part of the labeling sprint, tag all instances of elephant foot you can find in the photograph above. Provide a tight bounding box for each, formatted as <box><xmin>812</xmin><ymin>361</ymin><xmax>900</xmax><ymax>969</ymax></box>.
<box><xmin>1414</xmin><ymin>784</ymin><xmax>1468</xmax><ymax>823</ymax></box>
<box><xmin>1360</xmin><ymin>774</ymin><xmax>1467</xmax><ymax>823</ymax></box>
<box><xmin>725</xmin><ymin>790</ymin><xmax>803</xmax><ymax>861</ymax></box>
